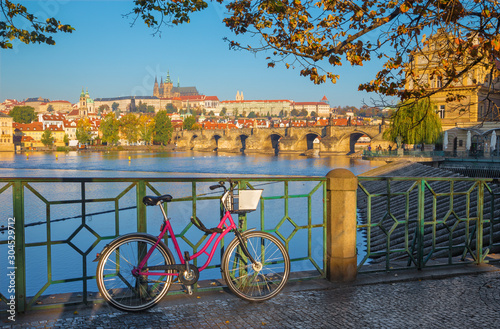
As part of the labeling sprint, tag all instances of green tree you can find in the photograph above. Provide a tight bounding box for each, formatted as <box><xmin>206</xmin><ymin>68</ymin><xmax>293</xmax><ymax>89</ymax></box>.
<box><xmin>8</xmin><ymin>106</ymin><xmax>36</xmax><ymax>123</ymax></box>
<box><xmin>219</xmin><ymin>108</ymin><xmax>227</xmax><ymax>117</ymax></box>
<box><xmin>310</xmin><ymin>111</ymin><xmax>317</xmax><ymax>118</ymax></box>
<box><xmin>76</xmin><ymin>118</ymin><xmax>93</xmax><ymax>145</ymax></box>
<box><xmin>299</xmin><ymin>109</ymin><xmax>308</xmax><ymax>117</ymax></box>
<box><xmin>136</xmin><ymin>101</ymin><xmax>146</xmax><ymax>113</ymax></box>
<box><xmin>208</xmin><ymin>110</ymin><xmax>215</xmax><ymax>116</ymax></box>
<box><xmin>153</xmin><ymin>110</ymin><xmax>173</xmax><ymax>145</ymax></box>
<box><xmin>63</xmin><ymin>133</ymin><xmax>69</xmax><ymax>146</ymax></box>
<box><xmin>41</xmin><ymin>129</ymin><xmax>54</xmax><ymax>148</ymax></box>
<box><xmin>99</xmin><ymin>112</ymin><xmax>120</xmax><ymax>145</ymax></box>
<box><xmin>120</xmin><ymin>113</ymin><xmax>139</xmax><ymax>144</ymax></box>
<box><xmin>182</xmin><ymin>115</ymin><xmax>197</xmax><ymax>130</ymax></box>
<box><xmin>47</xmin><ymin>104</ymin><xmax>54</xmax><ymax>112</ymax></box>
<box><xmin>166</xmin><ymin>103</ymin><xmax>177</xmax><ymax>113</ymax></box>
<box><xmin>98</xmin><ymin>104</ymin><xmax>110</xmax><ymax>115</ymax></box>
<box><xmin>247</xmin><ymin>111</ymin><xmax>256</xmax><ymax>118</ymax></box>
<box><xmin>112</xmin><ymin>102</ymin><xmax>119</xmax><ymax>112</ymax></box>
<box><xmin>138</xmin><ymin>115</ymin><xmax>154</xmax><ymax>145</ymax></box>
<box><xmin>383</xmin><ymin>98</ymin><xmax>442</xmax><ymax>145</ymax></box>
<box><xmin>290</xmin><ymin>109</ymin><xmax>299</xmax><ymax>117</ymax></box>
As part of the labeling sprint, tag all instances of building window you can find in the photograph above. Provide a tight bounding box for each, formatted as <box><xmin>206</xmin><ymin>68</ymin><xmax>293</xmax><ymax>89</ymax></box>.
<box><xmin>438</xmin><ymin>105</ymin><xmax>445</xmax><ymax>119</ymax></box>
<box><xmin>459</xmin><ymin>140</ymin><xmax>463</xmax><ymax>147</ymax></box>
<box><xmin>437</xmin><ymin>76</ymin><xmax>442</xmax><ymax>88</ymax></box>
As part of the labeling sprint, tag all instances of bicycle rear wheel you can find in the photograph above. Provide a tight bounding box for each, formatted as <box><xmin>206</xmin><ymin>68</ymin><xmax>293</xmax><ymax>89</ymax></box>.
<box><xmin>222</xmin><ymin>231</ymin><xmax>290</xmax><ymax>302</ymax></box>
<box><xmin>96</xmin><ymin>234</ymin><xmax>174</xmax><ymax>312</ymax></box>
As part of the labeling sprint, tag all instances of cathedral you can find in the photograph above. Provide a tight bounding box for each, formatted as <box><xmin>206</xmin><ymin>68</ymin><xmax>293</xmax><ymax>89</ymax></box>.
<box><xmin>153</xmin><ymin>71</ymin><xmax>199</xmax><ymax>98</ymax></box>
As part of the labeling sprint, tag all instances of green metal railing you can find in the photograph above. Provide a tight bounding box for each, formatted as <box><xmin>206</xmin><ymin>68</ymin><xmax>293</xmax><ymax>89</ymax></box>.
<box><xmin>0</xmin><ymin>177</ymin><xmax>326</xmax><ymax>312</ymax></box>
<box><xmin>357</xmin><ymin>176</ymin><xmax>500</xmax><ymax>272</ymax></box>
<box><xmin>363</xmin><ymin>150</ymin><xmax>445</xmax><ymax>158</ymax></box>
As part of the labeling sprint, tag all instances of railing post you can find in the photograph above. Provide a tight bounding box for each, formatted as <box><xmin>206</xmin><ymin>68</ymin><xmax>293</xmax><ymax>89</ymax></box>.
<box><xmin>13</xmin><ymin>180</ymin><xmax>26</xmax><ymax>312</ymax></box>
<box><xmin>326</xmin><ymin>169</ymin><xmax>358</xmax><ymax>282</ymax></box>
<box><xmin>137</xmin><ymin>180</ymin><xmax>147</xmax><ymax>233</ymax></box>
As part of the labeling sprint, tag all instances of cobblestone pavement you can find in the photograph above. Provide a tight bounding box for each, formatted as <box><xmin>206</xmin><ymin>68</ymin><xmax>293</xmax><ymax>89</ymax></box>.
<box><xmin>4</xmin><ymin>270</ymin><xmax>500</xmax><ymax>328</ymax></box>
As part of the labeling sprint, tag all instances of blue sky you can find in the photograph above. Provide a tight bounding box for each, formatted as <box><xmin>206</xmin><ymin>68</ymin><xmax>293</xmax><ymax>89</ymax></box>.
<box><xmin>0</xmin><ymin>1</ymin><xmax>393</xmax><ymax>107</ymax></box>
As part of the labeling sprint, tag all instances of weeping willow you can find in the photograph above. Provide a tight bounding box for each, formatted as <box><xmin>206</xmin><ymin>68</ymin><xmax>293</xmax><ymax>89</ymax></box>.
<box><xmin>383</xmin><ymin>98</ymin><xmax>442</xmax><ymax>144</ymax></box>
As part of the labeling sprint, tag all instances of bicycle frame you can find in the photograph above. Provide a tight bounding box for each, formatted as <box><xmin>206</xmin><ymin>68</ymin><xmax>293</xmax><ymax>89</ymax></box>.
<box><xmin>136</xmin><ymin>205</ymin><xmax>238</xmax><ymax>277</ymax></box>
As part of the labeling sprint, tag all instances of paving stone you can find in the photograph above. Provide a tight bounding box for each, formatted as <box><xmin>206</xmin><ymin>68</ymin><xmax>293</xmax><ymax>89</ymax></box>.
<box><xmin>5</xmin><ymin>271</ymin><xmax>500</xmax><ymax>328</ymax></box>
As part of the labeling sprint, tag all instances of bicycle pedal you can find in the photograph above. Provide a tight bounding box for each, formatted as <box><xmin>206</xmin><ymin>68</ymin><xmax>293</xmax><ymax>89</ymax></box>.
<box><xmin>186</xmin><ymin>285</ymin><xmax>193</xmax><ymax>296</ymax></box>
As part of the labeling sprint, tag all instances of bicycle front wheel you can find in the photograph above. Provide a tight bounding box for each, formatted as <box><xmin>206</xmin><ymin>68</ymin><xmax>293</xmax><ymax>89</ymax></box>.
<box><xmin>222</xmin><ymin>231</ymin><xmax>290</xmax><ymax>302</ymax></box>
<box><xmin>96</xmin><ymin>234</ymin><xmax>174</xmax><ymax>312</ymax></box>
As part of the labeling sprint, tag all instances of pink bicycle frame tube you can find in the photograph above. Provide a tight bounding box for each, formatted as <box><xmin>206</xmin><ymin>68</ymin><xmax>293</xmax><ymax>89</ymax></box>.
<box><xmin>138</xmin><ymin>210</ymin><xmax>238</xmax><ymax>276</ymax></box>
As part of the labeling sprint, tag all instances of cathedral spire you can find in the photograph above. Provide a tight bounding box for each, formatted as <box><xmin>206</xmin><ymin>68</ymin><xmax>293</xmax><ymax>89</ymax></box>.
<box><xmin>177</xmin><ymin>77</ymin><xmax>180</xmax><ymax>88</ymax></box>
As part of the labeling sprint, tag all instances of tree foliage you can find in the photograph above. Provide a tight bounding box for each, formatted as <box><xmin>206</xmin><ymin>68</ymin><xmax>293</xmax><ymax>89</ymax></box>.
<box><xmin>9</xmin><ymin>106</ymin><xmax>36</xmax><ymax>123</ymax></box>
<box><xmin>99</xmin><ymin>112</ymin><xmax>120</xmax><ymax>145</ymax></box>
<box><xmin>166</xmin><ymin>103</ymin><xmax>177</xmax><ymax>113</ymax></box>
<box><xmin>76</xmin><ymin>118</ymin><xmax>93</xmax><ymax>145</ymax></box>
<box><xmin>120</xmin><ymin>113</ymin><xmax>139</xmax><ymax>144</ymax></box>
<box><xmin>138</xmin><ymin>115</ymin><xmax>154</xmax><ymax>144</ymax></box>
<box><xmin>153</xmin><ymin>110</ymin><xmax>173</xmax><ymax>145</ymax></box>
<box><xmin>136</xmin><ymin>101</ymin><xmax>155</xmax><ymax>113</ymax></box>
<box><xmin>129</xmin><ymin>0</ymin><xmax>500</xmax><ymax>101</ymax></box>
<box><xmin>383</xmin><ymin>98</ymin><xmax>442</xmax><ymax>144</ymax></box>
<box><xmin>41</xmin><ymin>129</ymin><xmax>54</xmax><ymax>147</ymax></box>
<box><xmin>0</xmin><ymin>0</ymin><xmax>74</xmax><ymax>49</ymax></box>
<box><xmin>182</xmin><ymin>115</ymin><xmax>197</xmax><ymax>130</ymax></box>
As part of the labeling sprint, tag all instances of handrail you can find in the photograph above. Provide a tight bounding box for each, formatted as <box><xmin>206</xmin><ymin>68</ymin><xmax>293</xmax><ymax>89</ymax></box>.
<box><xmin>357</xmin><ymin>176</ymin><xmax>500</xmax><ymax>273</ymax></box>
<box><xmin>0</xmin><ymin>177</ymin><xmax>326</xmax><ymax>312</ymax></box>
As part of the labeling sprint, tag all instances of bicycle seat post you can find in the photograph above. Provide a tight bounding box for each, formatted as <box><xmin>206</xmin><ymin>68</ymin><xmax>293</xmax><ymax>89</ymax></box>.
<box><xmin>158</xmin><ymin>201</ymin><xmax>169</xmax><ymax>221</ymax></box>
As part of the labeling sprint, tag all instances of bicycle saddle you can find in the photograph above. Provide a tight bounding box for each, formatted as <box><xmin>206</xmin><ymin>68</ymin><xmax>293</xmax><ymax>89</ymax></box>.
<box><xmin>142</xmin><ymin>194</ymin><xmax>173</xmax><ymax>206</ymax></box>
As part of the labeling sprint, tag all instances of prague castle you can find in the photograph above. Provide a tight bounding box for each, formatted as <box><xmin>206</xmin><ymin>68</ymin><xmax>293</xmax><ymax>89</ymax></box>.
<box><xmin>93</xmin><ymin>71</ymin><xmax>199</xmax><ymax>113</ymax></box>
<box><xmin>153</xmin><ymin>71</ymin><xmax>199</xmax><ymax>98</ymax></box>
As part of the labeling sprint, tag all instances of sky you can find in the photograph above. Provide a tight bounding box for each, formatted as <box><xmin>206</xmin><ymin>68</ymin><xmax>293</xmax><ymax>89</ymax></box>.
<box><xmin>0</xmin><ymin>0</ymin><xmax>395</xmax><ymax>107</ymax></box>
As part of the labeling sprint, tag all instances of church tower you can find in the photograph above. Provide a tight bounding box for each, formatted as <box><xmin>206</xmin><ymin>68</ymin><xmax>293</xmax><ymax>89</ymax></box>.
<box><xmin>160</xmin><ymin>78</ymin><xmax>164</xmax><ymax>97</ymax></box>
<box><xmin>153</xmin><ymin>76</ymin><xmax>159</xmax><ymax>97</ymax></box>
<box><xmin>163</xmin><ymin>70</ymin><xmax>173</xmax><ymax>97</ymax></box>
<box><xmin>236</xmin><ymin>91</ymin><xmax>244</xmax><ymax>101</ymax></box>
<box><xmin>79</xmin><ymin>87</ymin><xmax>87</xmax><ymax>117</ymax></box>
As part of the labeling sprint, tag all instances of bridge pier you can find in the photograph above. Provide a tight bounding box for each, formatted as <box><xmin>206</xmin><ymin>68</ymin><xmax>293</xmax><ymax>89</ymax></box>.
<box><xmin>217</xmin><ymin>136</ymin><xmax>241</xmax><ymax>153</ymax></box>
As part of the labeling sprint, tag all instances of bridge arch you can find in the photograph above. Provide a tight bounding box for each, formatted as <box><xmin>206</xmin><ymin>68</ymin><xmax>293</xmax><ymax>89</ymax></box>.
<box><xmin>338</xmin><ymin>131</ymin><xmax>374</xmax><ymax>154</ymax></box>
<box><xmin>209</xmin><ymin>134</ymin><xmax>223</xmax><ymax>151</ymax></box>
<box><xmin>262</xmin><ymin>133</ymin><xmax>283</xmax><ymax>155</ymax></box>
<box><xmin>296</xmin><ymin>132</ymin><xmax>322</xmax><ymax>152</ymax></box>
<box><xmin>188</xmin><ymin>133</ymin><xmax>200</xmax><ymax>150</ymax></box>
<box><xmin>238</xmin><ymin>134</ymin><xmax>250</xmax><ymax>153</ymax></box>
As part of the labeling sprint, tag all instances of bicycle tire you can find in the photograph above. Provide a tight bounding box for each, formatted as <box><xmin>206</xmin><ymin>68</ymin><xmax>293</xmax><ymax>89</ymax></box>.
<box><xmin>222</xmin><ymin>231</ymin><xmax>290</xmax><ymax>302</ymax></box>
<box><xmin>96</xmin><ymin>233</ymin><xmax>175</xmax><ymax>312</ymax></box>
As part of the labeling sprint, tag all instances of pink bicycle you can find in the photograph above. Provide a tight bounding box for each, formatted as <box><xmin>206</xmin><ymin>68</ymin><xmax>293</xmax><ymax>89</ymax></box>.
<box><xmin>95</xmin><ymin>180</ymin><xmax>290</xmax><ymax>312</ymax></box>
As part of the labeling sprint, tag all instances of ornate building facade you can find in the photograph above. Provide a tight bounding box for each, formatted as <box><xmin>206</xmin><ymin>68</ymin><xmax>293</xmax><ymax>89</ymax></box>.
<box><xmin>405</xmin><ymin>29</ymin><xmax>500</xmax><ymax>130</ymax></box>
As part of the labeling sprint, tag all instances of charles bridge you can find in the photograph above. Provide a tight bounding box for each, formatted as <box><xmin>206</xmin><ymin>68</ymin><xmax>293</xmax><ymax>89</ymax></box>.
<box><xmin>173</xmin><ymin>124</ymin><xmax>387</xmax><ymax>154</ymax></box>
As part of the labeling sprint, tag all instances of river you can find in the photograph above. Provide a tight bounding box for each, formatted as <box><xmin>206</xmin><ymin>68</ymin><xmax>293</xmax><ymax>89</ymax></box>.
<box><xmin>0</xmin><ymin>150</ymin><xmax>384</xmax><ymax>177</ymax></box>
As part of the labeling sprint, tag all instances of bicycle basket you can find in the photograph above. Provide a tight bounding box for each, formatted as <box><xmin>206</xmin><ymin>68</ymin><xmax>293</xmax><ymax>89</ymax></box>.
<box><xmin>222</xmin><ymin>189</ymin><xmax>263</xmax><ymax>213</ymax></box>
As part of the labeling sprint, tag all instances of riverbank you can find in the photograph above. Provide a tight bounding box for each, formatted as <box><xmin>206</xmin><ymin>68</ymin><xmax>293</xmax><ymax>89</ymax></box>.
<box><xmin>16</xmin><ymin>144</ymin><xmax>177</xmax><ymax>153</ymax></box>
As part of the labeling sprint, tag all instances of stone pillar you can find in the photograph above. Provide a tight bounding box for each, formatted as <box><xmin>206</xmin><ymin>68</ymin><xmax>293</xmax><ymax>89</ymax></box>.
<box><xmin>326</xmin><ymin>169</ymin><xmax>358</xmax><ymax>282</ymax></box>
